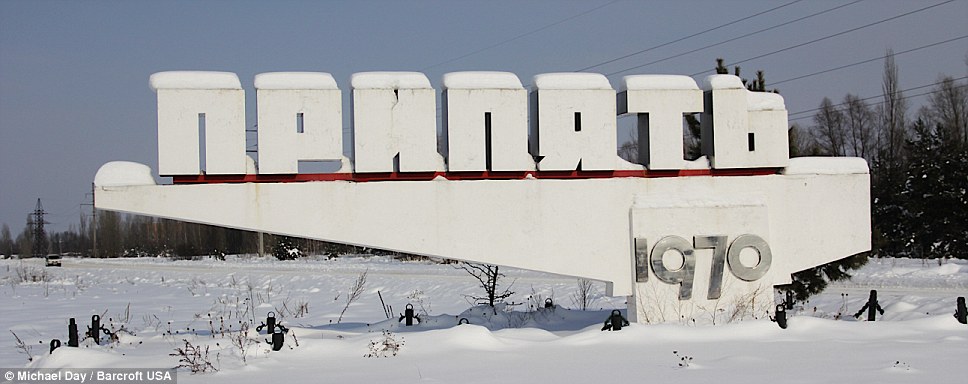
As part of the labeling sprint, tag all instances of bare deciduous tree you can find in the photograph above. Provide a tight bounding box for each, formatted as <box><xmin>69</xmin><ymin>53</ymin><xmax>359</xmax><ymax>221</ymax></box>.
<box><xmin>570</xmin><ymin>278</ymin><xmax>597</xmax><ymax>310</ymax></box>
<box><xmin>812</xmin><ymin>97</ymin><xmax>846</xmax><ymax>156</ymax></box>
<box><xmin>924</xmin><ymin>75</ymin><xmax>968</xmax><ymax>144</ymax></box>
<box><xmin>880</xmin><ymin>49</ymin><xmax>908</xmax><ymax>164</ymax></box>
<box><xmin>456</xmin><ymin>262</ymin><xmax>514</xmax><ymax>307</ymax></box>
<box><xmin>843</xmin><ymin>94</ymin><xmax>877</xmax><ymax>160</ymax></box>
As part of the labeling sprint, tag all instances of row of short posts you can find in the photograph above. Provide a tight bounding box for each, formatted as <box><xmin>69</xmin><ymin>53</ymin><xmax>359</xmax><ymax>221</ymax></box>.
<box><xmin>45</xmin><ymin>295</ymin><xmax>968</xmax><ymax>354</ymax></box>
<box><xmin>772</xmin><ymin>292</ymin><xmax>968</xmax><ymax>330</ymax></box>
<box><xmin>50</xmin><ymin>315</ymin><xmax>111</xmax><ymax>353</ymax></box>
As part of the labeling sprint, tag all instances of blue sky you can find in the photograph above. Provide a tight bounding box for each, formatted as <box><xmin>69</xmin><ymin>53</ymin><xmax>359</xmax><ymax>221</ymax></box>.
<box><xmin>1</xmin><ymin>0</ymin><xmax>966</xmax><ymax>233</ymax></box>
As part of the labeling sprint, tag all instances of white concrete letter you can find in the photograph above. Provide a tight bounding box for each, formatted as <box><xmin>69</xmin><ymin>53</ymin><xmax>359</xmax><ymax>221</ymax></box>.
<box><xmin>618</xmin><ymin>75</ymin><xmax>703</xmax><ymax>170</ymax></box>
<box><xmin>442</xmin><ymin>72</ymin><xmax>534</xmax><ymax>172</ymax></box>
<box><xmin>700</xmin><ymin>75</ymin><xmax>789</xmax><ymax>169</ymax></box>
<box><xmin>150</xmin><ymin>71</ymin><xmax>246</xmax><ymax>175</ymax></box>
<box><xmin>531</xmin><ymin>73</ymin><xmax>619</xmax><ymax>171</ymax></box>
<box><xmin>351</xmin><ymin>72</ymin><xmax>444</xmax><ymax>173</ymax></box>
<box><xmin>255</xmin><ymin>72</ymin><xmax>348</xmax><ymax>174</ymax></box>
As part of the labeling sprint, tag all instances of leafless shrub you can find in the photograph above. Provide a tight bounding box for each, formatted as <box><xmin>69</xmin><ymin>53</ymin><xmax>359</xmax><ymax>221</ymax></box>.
<box><xmin>227</xmin><ymin>321</ymin><xmax>256</xmax><ymax>364</ymax></box>
<box><xmin>406</xmin><ymin>289</ymin><xmax>431</xmax><ymax>316</ymax></box>
<box><xmin>14</xmin><ymin>262</ymin><xmax>48</xmax><ymax>283</ymax></box>
<box><xmin>170</xmin><ymin>339</ymin><xmax>218</xmax><ymax>373</ymax></box>
<box><xmin>337</xmin><ymin>270</ymin><xmax>368</xmax><ymax>323</ymax></box>
<box><xmin>571</xmin><ymin>278</ymin><xmax>597</xmax><ymax>310</ymax></box>
<box><xmin>10</xmin><ymin>330</ymin><xmax>33</xmax><ymax>361</ymax></box>
<box><xmin>364</xmin><ymin>330</ymin><xmax>403</xmax><ymax>358</ymax></box>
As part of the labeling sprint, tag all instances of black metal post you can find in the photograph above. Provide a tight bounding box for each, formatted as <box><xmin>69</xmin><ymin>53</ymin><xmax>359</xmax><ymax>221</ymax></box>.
<box><xmin>401</xmin><ymin>304</ymin><xmax>416</xmax><ymax>326</ymax></box>
<box><xmin>89</xmin><ymin>315</ymin><xmax>101</xmax><ymax>342</ymax></box>
<box><xmin>270</xmin><ymin>331</ymin><xmax>284</xmax><ymax>351</ymax></box>
<box><xmin>956</xmin><ymin>297</ymin><xmax>967</xmax><ymax>325</ymax></box>
<box><xmin>68</xmin><ymin>318</ymin><xmax>78</xmax><ymax>347</ymax></box>
<box><xmin>266</xmin><ymin>312</ymin><xmax>276</xmax><ymax>335</ymax></box>
<box><xmin>775</xmin><ymin>304</ymin><xmax>788</xmax><ymax>329</ymax></box>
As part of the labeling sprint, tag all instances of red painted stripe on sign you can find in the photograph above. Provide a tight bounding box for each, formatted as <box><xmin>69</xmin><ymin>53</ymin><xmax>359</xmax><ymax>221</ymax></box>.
<box><xmin>170</xmin><ymin>168</ymin><xmax>780</xmax><ymax>184</ymax></box>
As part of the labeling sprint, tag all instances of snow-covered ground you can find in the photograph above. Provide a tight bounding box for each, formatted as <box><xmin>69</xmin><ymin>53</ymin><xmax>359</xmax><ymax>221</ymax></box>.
<box><xmin>1</xmin><ymin>256</ymin><xmax>965</xmax><ymax>383</ymax></box>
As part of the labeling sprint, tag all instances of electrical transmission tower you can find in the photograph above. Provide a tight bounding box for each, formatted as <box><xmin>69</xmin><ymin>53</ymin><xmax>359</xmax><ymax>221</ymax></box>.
<box><xmin>29</xmin><ymin>198</ymin><xmax>50</xmax><ymax>258</ymax></box>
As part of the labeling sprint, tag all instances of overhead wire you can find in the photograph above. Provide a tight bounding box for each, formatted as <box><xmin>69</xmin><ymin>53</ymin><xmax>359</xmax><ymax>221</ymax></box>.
<box><xmin>787</xmin><ymin>76</ymin><xmax>968</xmax><ymax>122</ymax></box>
<box><xmin>772</xmin><ymin>35</ymin><xmax>968</xmax><ymax>86</ymax></box>
<box><xmin>602</xmin><ymin>0</ymin><xmax>864</xmax><ymax>78</ymax></box>
<box><xmin>420</xmin><ymin>0</ymin><xmax>620</xmax><ymax>72</ymax></box>
<box><xmin>575</xmin><ymin>0</ymin><xmax>803</xmax><ymax>72</ymax></box>
<box><xmin>690</xmin><ymin>0</ymin><xmax>957</xmax><ymax>77</ymax></box>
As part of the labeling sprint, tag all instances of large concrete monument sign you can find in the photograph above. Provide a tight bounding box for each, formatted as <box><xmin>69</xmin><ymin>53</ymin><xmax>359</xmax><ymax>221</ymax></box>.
<box><xmin>94</xmin><ymin>71</ymin><xmax>870</xmax><ymax>324</ymax></box>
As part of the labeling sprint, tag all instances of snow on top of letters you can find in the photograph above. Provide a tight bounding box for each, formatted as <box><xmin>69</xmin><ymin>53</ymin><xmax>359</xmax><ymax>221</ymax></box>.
<box><xmin>94</xmin><ymin>161</ymin><xmax>157</xmax><ymax>187</ymax></box>
<box><xmin>351</xmin><ymin>72</ymin><xmax>432</xmax><ymax>89</ymax></box>
<box><xmin>620</xmin><ymin>75</ymin><xmax>698</xmax><ymax>92</ymax></box>
<box><xmin>533</xmin><ymin>73</ymin><xmax>612</xmax><ymax>90</ymax></box>
<box><xmin>254</xmin><ymin>72</ymin><xmax>339</xmax><ymax>90</ymax></box>
<box><xmin>701</xmin><ymin>74</ymin><xmax>745</xmax><ymax>91</ymax></box>
<box><xmin>442</xmin><ymin>72</ymin><xmax>523</xmax><ymax>90</ymax></box>
<box><xmin>748</xmin><ymin>91</ymin><xmax>785</xmax><ymax>111</ymax></box>
<box><xmin>782</xmin><ymin>157</ymin><xmax>869</xmax><ymax>175</ymax></box>
<box><xmin>149</xmin><ymin>71</ymin><xmax>241</xmax><ymax>91</ymax></box>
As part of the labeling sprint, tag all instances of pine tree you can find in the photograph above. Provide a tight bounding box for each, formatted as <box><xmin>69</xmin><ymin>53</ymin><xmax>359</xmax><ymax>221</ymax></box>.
<box><xmin>870</xmin><ymin>146</ymin><xmax>909</xmax><ymax>257</ymax></box>
<box><xmin>272</xmin><ymin>236</ymin><xmax>302</xmax><ymax>260</ymax></box>
<box><xmin>902</xmin><ymin>119</ymin><xmax>968</xmax><ymax>261</ymax></box>
<box><xmin>786</xmin><ymin>253</ymin><xmax>868</xmax><ymax>301</ymax></box>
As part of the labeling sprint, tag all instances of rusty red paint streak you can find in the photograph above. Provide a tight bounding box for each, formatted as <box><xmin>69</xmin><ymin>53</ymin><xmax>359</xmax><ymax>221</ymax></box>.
<box><xmin>170</xmin><ymin>168</ymin><xmax>780</xmax><ymax>184</ymax></box>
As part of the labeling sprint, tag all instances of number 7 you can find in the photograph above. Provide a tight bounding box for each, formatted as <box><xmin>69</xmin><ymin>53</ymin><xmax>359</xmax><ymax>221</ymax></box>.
<box><xmin>694</xmin><ymin>235</ymin><xmax>727</xmax><ymax>300</ymax></box>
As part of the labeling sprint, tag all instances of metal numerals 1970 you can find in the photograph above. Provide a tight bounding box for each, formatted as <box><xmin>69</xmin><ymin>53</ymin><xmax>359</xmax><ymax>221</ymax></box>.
<box><xmin>634</xmin><ymin>235</ymin><xmax>772</xmax><ymax>300</ymax></box>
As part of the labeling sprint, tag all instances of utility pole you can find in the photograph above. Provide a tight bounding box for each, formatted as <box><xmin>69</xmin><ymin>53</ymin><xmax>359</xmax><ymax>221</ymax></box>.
<box><xmin>82</xmin><ymin>184</ymin><xmax>97</xmax><ymax>258</ymax></box>
<box><xmin>30</xmin><ymin>199</ymin><xmax>50</xmax><ymax>258</ymax></box>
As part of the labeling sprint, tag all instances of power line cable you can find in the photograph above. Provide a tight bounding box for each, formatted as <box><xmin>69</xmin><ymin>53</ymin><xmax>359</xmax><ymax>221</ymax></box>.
<box><xmin>604</xmin><ymin>0</ymin><xmax>863</xmax><ymax>78</ymax></box>
<box><xmin>789</xmin><ymin>76</ymin><xmax>966</xmax><ymax>117</ymax></box>
<box><xmin>772</xmin><ymin>35</ymin><xmax>968</xmax><ymax>86</ymax></box>
<box><xmin>790</xmin><ymin>90</ymin><xmax>937</xmax><ymax>123</ymax></box>
<box><xmin>690</xmin><ymin>0</ymin><xmax>957</xmax><ymax>77</ymax></box>
<box><xmin>788</xmin><ymin>76</ymin><xmax>967</xmax><ymax>121</ymax></box>
<box><xmin>576</xmin><ymin>0</ymin><xmax>803</xmax><ymax>72</ymax></box>
<box><xmin>420</xmin><ymin>0</ymin><xmax>620</xmax><ymax>72</ymax></box>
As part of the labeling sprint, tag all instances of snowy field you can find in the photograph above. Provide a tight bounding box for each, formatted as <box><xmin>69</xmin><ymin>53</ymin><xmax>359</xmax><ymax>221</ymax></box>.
<box><xmin>1</xmin><ymin>255</ymin><xmax>965</xmax><ymax>383</ymax></box>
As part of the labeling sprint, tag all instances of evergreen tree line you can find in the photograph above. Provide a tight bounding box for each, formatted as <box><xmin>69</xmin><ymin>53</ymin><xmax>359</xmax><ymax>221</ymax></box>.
<box><xmin>782</xmin><ymin>52</ymin><xmax>967</xmax><ymax>300</ymax></box>
<box><xmin>803</xmin><ymin>52</ymin><xmax>966</xmax><ymax>261</ymax></box>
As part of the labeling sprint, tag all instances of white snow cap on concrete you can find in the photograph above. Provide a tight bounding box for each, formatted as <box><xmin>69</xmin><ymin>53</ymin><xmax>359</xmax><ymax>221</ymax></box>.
<box><xmin>254</xmin><ymin>72</ymin><xmax>338</xmax><ymax>90</ymax></box>
<box><xmin>442</xmin><ymin>72</ymin><xmax>523</xmax><ymax>89</ymax></box>
<box><xmin>533</xmin><ymin>73</ymin><xmax>612</xmax><ymax>90</ymax></box>
<box><xmin>149</xmin><ymin>71</ymin><xmax>241</xmax><ymax>91</ymax></box>
<box><xmin>351</xmin><ymin>72</ymin><xmax>432</xmax><ymax>89</ymax></box>
<box><xmin>94</xmin><ymin>161</ymin><xmax>157</xmax><ymax>187</ymax></box>
<box><xmin>621</xmin><ymin>75</ymin><xmax>698</xmax><ymax>91</ymax></box>
<box><xmin>701</xmin><ymin>74</ymin><xmax>745</xmax><ymax>91</ymax></box>
<box><xmin>748</xmin><ymin>92</ymin><xmax>785</xmax><ymax>111</ymax></box>
<box><xmin>782</xmin><ymin>157</ymin><xmax>869</xmax><ymax>175</ymax></box>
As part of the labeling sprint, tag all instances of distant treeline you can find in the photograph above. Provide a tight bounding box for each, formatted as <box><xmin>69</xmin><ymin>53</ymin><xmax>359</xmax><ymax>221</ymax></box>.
<box><xmin>0</xmin><ymin>212</ymin><xmax>374</xmax><ymax>259</ymax></box>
